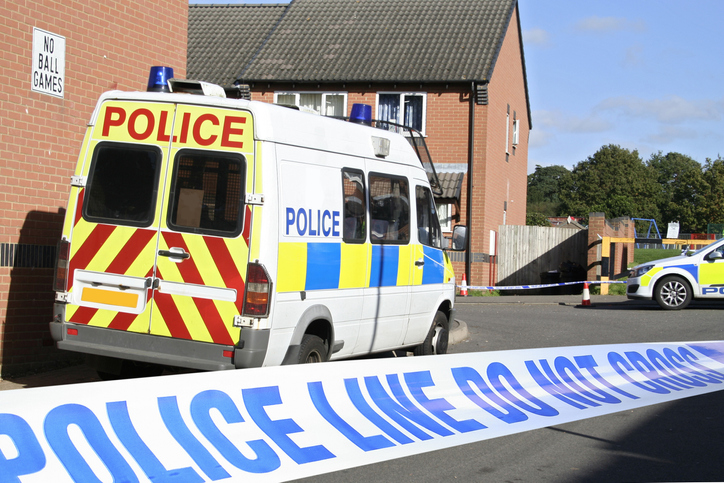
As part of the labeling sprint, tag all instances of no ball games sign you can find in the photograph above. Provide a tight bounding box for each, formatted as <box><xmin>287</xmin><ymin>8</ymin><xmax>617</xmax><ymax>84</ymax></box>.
<box><xmin>32</xmin><ymin>28</ymin><xmax>65</xmax><ymax>98</ymax></box>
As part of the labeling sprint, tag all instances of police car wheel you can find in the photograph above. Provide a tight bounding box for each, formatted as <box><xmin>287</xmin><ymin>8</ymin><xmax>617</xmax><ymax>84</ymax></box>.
<box><xmin>414</xmin><ymin>311</ymin><xmax>449</xmax><ymax>356</ymax></box>
<box><xmin>654</xmin><ymin>276</ymin><xmax>692</xmax><ymax>310</ymax></box>
<box><xmin>298</xmin><ymin>334</ymin><xmax>327</xmax><ymax>363</ymax></box>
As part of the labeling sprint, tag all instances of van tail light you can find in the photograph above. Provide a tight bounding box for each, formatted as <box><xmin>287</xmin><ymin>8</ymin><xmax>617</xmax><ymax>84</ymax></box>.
<box><xmin>242</xmin><ymin>262</ymin><xmax>272</xmax><ymax>317</ymax></box>
<box><xmin>53</xmin><ymin>239</ymin><xmax>70</xmax><ymax>293</ymax></box>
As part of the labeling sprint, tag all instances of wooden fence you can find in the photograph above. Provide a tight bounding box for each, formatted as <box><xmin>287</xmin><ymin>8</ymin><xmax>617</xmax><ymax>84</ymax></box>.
<box><xmin>497</xmin><ymin>225</ymin><xmax>588</xmax><ymax>291</ymax></box>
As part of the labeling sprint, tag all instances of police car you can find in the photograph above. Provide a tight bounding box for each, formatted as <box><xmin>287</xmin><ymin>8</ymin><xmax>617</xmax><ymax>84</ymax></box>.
<box><xmin>627</xmin><ymin>238</ymin><xmax>724</xmax><ymax>309</ymax></box>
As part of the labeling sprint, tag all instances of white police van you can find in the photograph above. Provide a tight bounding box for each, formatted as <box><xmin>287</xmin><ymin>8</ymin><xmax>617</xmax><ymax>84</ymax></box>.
<box><xmin>627</xmin><ymin>238</ymin><xmax>724</xmax><ymax>309</ymax></box>
<box><xmin>50</xmin><ymin>67</ymin><xmax>466</xmax><ymax>377</ymax></box>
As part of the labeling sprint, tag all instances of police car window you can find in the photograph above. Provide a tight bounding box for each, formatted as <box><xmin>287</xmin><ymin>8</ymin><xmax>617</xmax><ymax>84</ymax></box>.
<box><xmin>342</xmin><ymin>169</ymin><xmax>366</xmax><ymax>243</ymax></box>
<box><xmin>416</xmin><ymin>186</ymin><xmax>442</xmax><ymax>248</ymax></box>
<box><xmin>84</xmin><ymin>142</ymin><xmax>161</xmax><ymax>227</ymax></box>
<box><xmin>369</xmin><ymin>173</ymin><xmax>409</xmax><ymax>244</ymax></box>
<box><xmin>168</xmin><ymin>150</ymin><xmax>245</xmax><ymax>237</ymax></box>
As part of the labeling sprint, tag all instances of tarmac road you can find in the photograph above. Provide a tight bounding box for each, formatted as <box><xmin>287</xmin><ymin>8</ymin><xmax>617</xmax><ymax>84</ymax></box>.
<box><xmin>296</xmin><ymin>295</ymin><xmax>724</xmax><ymax>482</ymax></box>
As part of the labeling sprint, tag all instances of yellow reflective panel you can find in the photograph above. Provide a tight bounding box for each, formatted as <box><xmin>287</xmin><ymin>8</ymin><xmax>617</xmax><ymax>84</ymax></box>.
<box><xmin>277</xmin><ymin>242</ymin><xmax>307</xmax><ymax>292</ymax></box>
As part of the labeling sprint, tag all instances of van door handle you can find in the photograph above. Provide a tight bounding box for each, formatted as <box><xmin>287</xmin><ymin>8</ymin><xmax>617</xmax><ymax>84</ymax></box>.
<box><xmin>415</xmin><ymin>259</ymin><xmax>425</xmax><ymax>267</ymax></box>
<box><xmin>159</xmin><ymin>247</ymin><xmax>190</xmax><ymax>261</ymax></box>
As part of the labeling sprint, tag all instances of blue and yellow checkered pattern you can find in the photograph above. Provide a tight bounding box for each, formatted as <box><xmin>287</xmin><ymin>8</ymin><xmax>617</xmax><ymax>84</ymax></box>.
<box><xmin>277</xmin><ymin>242</ymin><xmax>451</xmax><ymax>292</ymax></box>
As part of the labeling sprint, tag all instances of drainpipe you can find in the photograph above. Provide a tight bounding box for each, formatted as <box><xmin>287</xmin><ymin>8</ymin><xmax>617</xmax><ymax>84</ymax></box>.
<box><xmin>466</xmin><ymin>82</ymin><xmax>475</xmax><ymax>284</ymax></box>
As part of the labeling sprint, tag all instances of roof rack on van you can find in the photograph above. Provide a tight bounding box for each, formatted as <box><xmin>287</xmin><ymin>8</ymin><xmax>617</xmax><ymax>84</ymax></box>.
<box><xmin>327</xmin><ymin>114</ymin><xmax>442</xmax><ymax>196</ymax></box>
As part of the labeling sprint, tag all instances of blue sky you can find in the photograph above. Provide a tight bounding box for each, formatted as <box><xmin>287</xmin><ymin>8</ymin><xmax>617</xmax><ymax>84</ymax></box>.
<box><xmin>190</xmin><ymin>0</ymin><xmax>724</xmax><ymax>173</ymax></box>
<box><xmin>520</xmin><ymin>0</ymin><xmax>724</xmax><ymax>173</ymax></box>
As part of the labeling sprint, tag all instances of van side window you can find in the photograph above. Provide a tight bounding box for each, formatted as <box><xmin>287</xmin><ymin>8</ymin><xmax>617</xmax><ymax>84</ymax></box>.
<box><xmin>342</xmin><ymin>169</ymin><xmax>366</xmax><ymax>243</ymax></box>
<box><xmin>416</xmin><ymin>186</ymin><xmax>442</xmax><ymax>248</ymax></box>
<box><xmin>168</xmin><ymin>150</ymin><xmax>245</xmax><ymax>237</ymax></box>
<box><xmin>84</xmin><ymin>142</ymin><xmax>161</xmax><ymax>227</ymax></box>
<box><xmin>369</xmin><ymin>173</ymin><xmax>410</xmax><ymax>244</ymax></box>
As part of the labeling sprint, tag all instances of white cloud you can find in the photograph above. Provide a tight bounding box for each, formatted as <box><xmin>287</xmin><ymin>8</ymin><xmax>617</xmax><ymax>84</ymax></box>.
<box><xmin>523</xmin><ymin>28</ymin><xmax>551</xmax><ymax>47</ymax></box>
<box><xmin>534</xmin><ymin>109</ymin><xmax>612</xmax><ymax>134</ymax></box>
<box><xmin>528</xmin><ymin>128</ymin><xmax>553</xmax><ymax>148</ymax></box>
<box><xmin>596</xmin><ymin>95</ymin><xmax>723</xmax><ymax>123</ymax></box>
<box><xmin>622</xmin><ymin>44</ymin><xmax>645</xmax><ymax>68</ymax></box>
<box><xmin>644</xmin><ymin>125</ymin><xmax>699</xmax><ymax>144</ymax></box>
<box><xmin>574</xmin><ymin>16</ymin><xmax>646</xmax><ymax>33</ymax></box>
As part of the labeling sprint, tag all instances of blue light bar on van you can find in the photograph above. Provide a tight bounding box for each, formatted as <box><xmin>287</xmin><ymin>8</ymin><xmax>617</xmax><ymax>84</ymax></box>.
<box><xmin>147</xmin><ymin>66</ymin><xmax>173</xmax><ymax>92</ymax></box>
<box><xmin>350</xmin><ymin>103</ymin><xmax>372</xmax><ymax>126</ymax></box>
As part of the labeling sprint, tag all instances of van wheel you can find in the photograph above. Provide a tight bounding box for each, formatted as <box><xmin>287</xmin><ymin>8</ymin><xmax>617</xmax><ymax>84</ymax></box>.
<box><xmin>654</xmin><ymin>276</ymin><xmax>692</xmax><ymax>310</ymax></box>
<box><xmin>414</xmin><ymin>311</ymin><xmax>449</xmax><ymax>356</ymax></box>
<box><xmin>298</xmin><ymin>334</ymin><xmax>327</xmax><ymax>363</ymax></box>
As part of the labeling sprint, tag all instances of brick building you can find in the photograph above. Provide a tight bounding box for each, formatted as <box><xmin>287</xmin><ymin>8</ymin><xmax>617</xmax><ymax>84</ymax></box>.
<box><xmin>0</xmin><ymin>0</ymin><xmax>188</xmax><ymax>375</ymax></box>
<box><xmin>188</xmin><ymin>0</ymin><xmax>531</xmax><ymax>287</ymax></box>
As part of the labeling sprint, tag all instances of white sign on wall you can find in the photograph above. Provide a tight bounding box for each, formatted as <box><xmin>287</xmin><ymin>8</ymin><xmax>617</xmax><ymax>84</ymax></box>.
<box><xmin>31</xmin><ymin>27</ymin><xmax>65</xmax><ymax>98</ymax></box>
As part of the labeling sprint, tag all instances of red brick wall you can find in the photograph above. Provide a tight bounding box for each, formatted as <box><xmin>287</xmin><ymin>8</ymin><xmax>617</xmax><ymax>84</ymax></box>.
<box><xmin>471</xmin><ymin>5</ymin><xmax>530</xmax><ymax>284</ymax></box>
<box><xmin>0</xmin><ymin>0</ymin><xmax>188</xmax><ymax>375</ymax></box>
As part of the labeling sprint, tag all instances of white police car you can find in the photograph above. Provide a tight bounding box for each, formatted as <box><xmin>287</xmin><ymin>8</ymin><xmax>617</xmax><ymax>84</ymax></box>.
<box><xmin>627</xmin><ymin>238</ymin><xmax>724</xmax><ymax>309</ymax></box>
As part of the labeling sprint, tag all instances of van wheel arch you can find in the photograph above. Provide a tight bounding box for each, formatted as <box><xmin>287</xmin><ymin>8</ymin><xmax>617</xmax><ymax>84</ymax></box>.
<box><xmin>281</xmin><ymin>305</ymin><xmax>334</xmax><ymax>364</ymax></box>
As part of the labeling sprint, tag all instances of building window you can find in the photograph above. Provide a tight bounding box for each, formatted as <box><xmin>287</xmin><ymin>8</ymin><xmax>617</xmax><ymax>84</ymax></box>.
<box><xmin>437</xmin><ymin>203</ymin><xmax>453</xmax><ymax>233</ymax></box>
<box><xmin>505</xmin><ymin>110</ymin><xmax>510</xmax><ymax>155</ymax></box>
<box><xmin>377</xmin><ymin>92</ymin><xmax>426</xmax><ymax>134</ymax></box>
<box><xmin>512</xmin><ymin>118</ymin><xmax>520</xmax><ymax>146</ymax></box>
<box><xmin>274</xmin><ymin>92</ymin><xmax>346</xmax><ymax>116</ymax></box>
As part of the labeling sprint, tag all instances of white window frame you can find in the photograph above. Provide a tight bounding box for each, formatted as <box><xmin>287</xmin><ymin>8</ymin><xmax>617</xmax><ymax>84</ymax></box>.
<box><xmin>505</xmin><ymin>111</ymin><xmax>510</xmax><ymax>154</ymax></box>
<box><xmin>437</xmin><ymin>202</ymin><xmax>453</xmax><ymax>233</ymax></box>
<box><xmin>273</xmin><ymin>91</ymin><xmax>348</xmax><ymax>116</ymax></box>
<box><xmin>512</xmin><ymin>118</ymin><xmax>520</xmax><ymax>146</ymax></box>
<box><xmin>375</xmin><ymin>92</ymin><xmax>427</xmax><ymax>136</ymax></box>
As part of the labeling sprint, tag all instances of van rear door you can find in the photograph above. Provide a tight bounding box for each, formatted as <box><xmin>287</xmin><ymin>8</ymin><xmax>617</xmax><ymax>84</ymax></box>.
<box><xmin>151</xmin><ymin>104</ymin><xmax>253</xmax><ymax>345</ymax></box>
<box><xmin>65</xmin><ymin>101</ymin><xmax>171</xmax><ymax>334</ymax></box>
<box><xmin>66</xmin><ymin>100</ymin><xmax>254</xmax><ymax>350</ymax></box>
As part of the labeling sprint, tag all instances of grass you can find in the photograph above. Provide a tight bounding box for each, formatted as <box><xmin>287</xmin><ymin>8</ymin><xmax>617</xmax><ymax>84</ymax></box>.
<box><xmin>632</xmin><ymin>248</ymin><xmax>679</xmax><ymax>266</ymax></box>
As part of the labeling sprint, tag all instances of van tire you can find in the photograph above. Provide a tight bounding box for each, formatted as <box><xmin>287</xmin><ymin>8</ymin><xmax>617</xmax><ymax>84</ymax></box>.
<box><xmin>414</xmin><ymin>311</ymin><xmax>449</xmax><ymax>356</ymax></box>
<box><xmin>654</xmin><ymin>276</ymin><xmax>692</xmax><ymax>310</ymax></box>
<box><xmin>298</xmin><ymin>334</ymin><xmax>327</xmax><ymax>363</ymax></box>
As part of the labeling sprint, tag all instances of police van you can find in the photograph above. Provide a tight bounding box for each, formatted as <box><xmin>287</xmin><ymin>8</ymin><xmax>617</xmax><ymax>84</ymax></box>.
<box><xmin>50</xmin><ymin>67</ymin><xmax>465</xmax><ymax>377</ymax></box>
<box><xmin>627</xmin><ymin>238</ymin><xmax>724</xmax><ymax>310</ymax></box>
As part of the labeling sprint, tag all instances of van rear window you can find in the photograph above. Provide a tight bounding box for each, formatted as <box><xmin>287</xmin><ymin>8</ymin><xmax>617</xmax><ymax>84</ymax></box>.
<box><xmin>168</xmin><ymin>150</ymin><xmax>245</xmax><ymax>237</ymax></box>
<box><xmin>84</xmin><ymin>143</ymin><xmax>161</xmax><ymax>227</ymax></box>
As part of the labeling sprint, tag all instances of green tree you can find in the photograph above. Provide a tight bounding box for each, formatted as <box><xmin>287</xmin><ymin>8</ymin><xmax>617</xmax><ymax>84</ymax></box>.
<box><xmin>526</xmin><ymin>164</ymin><xmax>570</xmax><ymax>216</ymax></box>
<box><xmin>559</xmin><ymin>144</ymin><xmax>660</xmax><ymax>220</ymax></box>
<box><xmin>647</xmin><ymin>151</ymin><xmax>707</xmax><ymax>232</ymax></box>
<box><xmin>526</xmin><ymin>211</ymin><xmax>551</xmax><ymax>226</ymax></box>
<box><xmin>701</xmin><ymin>157</ymin><xmax>724</xmax><ymax>231</ymax></box>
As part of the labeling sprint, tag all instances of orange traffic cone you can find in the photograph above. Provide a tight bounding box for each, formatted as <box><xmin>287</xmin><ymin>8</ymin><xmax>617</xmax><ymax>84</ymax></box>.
<box><xmin>460</xmin><ymin>273</ymin><xmax>468</xmax><ymax>296</ymax></box>
<box><xmin>581</xmin><ymin>282</ymin><xmax>591</xmax><ymax>306</ymax></box>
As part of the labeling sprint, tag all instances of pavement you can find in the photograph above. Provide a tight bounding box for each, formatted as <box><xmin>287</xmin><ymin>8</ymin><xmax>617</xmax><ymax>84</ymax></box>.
<box><xmin>0</xmin><ymin>294</ymin><xmax>631</xmax><ymax>392</ymax></box>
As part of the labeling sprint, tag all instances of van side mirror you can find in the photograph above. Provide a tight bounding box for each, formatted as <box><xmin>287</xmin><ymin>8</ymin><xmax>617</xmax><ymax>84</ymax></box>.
<box><xmin>445</xmin><ymin>225</ymin><xmax>467</xmax><ymax>251</ymax></box>
<box><xmin>708</xmin><ymin>250</ymin><xmax>723</xmax><ymax>260</ymax></box>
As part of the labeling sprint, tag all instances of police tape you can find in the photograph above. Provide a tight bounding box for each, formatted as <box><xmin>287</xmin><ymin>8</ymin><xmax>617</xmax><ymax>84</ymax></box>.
<box><xmin>459</xmin><ymin>280</ymin><xmax>626</xmax><ymax>291</ymax></box>
<box><xmin>2</xmin><ymin>341</ymin><xmax>724</xmax><ymax>482</ymax></box>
